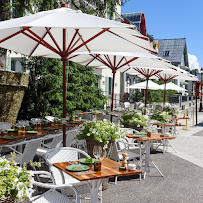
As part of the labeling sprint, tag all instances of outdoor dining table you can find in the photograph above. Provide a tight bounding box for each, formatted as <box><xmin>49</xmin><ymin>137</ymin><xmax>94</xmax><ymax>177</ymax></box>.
<box><xmin>53</xmin><ymin>158</ymin><xmax>142</xmax><ymax>203</ymax></box>
<box><xmin>151</xmin><ymin>122</ymin><xmax>185</xmax><ymax>137</ymax></box>
<box><xmin>126</xmin><ymin>133</ymin><xmax>175</xmax><ymax>179</ymax></box>
<box><xmin>0</xmin><ymin>121</ymin><xmax>83</xmax><ymax>146</ymax></box>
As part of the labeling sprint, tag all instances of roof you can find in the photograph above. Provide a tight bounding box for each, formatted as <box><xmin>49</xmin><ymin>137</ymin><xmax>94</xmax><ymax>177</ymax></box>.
<box><xmin>122</xmin><ymin>12</ymin><xmax>143</xmax><ymax>31</ymax></box>
<box><xmin>154</xmin><ymin>38</ymin><xmax>189</xmax><ymax>67</ymax></box>
<box><xmin>122</xmin><ymin>12</ymin><xmax>154</xmax><ymax>41</ymax></box>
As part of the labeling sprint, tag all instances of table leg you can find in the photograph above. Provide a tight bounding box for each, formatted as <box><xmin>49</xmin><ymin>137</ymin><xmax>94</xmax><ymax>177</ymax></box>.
<box><xmin>88</xmin><ymin>179</ymin><xmax>102</xmax><ymax>203</ymax></box>
<box><xmin>143</xmin><ymin>141</ymin><xmax>164</xmax><ymax>179</ymax></box>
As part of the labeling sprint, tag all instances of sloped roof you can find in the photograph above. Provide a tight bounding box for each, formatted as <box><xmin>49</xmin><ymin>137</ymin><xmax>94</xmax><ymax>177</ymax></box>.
<box><xmin>122</xmin><ymin>12</ymin><xmax>154</xmax><ymax>40</ymax></box>
<box><xmin>122</xmin><ymin>12</ymin><xmax>142</xmax><ymax>31</ymax></box>
<box><xmin>154</xmin><ymin>38</ymin><xmax>189</xmax><ymax>67</ymax></box>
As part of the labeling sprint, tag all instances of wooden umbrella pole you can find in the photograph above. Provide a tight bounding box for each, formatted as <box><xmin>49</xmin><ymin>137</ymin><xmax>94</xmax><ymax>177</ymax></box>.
<box><xmin>62</xmin><ymin>28</ymin><xmax>67</xmax><ymax>147</ymax></box>
<box><xmin>163</xmin><ymin>81</ymin><xmax>167</xmax><ymax>110</ymax></box>
<box><xmin>110</xmin><ymin>70</ymin><xmax>116</xmax><ymax>122</ymax></box>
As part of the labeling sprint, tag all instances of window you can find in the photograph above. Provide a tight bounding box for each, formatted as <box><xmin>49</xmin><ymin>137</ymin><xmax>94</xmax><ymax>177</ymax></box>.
<box><xmin>164</xmin><ymin>51</ymin><xmax>170</xmax><ymax>56</ymax></box>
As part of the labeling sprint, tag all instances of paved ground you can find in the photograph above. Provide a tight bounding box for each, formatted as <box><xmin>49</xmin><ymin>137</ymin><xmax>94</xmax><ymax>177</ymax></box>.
<box><xmin>35</xmin><ymin>103</ymin><xmax>203</xmax><ymax>203</ymax></box>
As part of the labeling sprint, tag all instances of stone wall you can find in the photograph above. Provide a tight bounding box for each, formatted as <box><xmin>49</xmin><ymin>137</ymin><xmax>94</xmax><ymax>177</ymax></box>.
<box><xmin>0</xmin><ymin>70</ymin><xmax>29</xmax><ymax>124</ymax></box>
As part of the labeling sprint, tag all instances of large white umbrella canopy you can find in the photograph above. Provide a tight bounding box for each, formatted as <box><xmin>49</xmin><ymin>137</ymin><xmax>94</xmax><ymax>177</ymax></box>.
<box><xmin>129</xmin><ymin>80</ymin><xmax>164</xmax><ymax>90</ymax></box>
<box><xmin>0</xmin><ymin>4</ymin><xmax>158</xmax><ymax>146</ymax></box>
<box><xmin>159</xmin><ymin>82</ymin><xmax>187</xmax><ymax>91</ymax></box>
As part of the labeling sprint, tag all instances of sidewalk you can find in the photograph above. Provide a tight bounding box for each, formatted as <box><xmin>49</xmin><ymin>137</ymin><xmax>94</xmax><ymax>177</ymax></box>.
<box><xmin>167</xmin><ymin>103</ymin><xmax>203</xmax><ymax>168</ymax></box>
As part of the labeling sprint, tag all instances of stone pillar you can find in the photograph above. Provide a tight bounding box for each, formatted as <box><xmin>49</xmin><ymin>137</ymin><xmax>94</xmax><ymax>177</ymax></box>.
<box><xmin>0</xmin><ymin>70</ymin><xmax>29</xmax><ymax>124</ymax></box>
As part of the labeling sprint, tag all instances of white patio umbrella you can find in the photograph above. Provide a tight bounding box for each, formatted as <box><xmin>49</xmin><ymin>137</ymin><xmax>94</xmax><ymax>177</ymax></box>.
<box><xmin>0</xmin><ymin>3</ymin><xmax>158</xmax><ymax>146</ymax></box>
<box><xmin>129</xmin><ymin>80</ymin><xmax>164</xmax><ymax>90</ymax></box>
<box><xmin>132</xmin><ymin>69</ymin><xmax>198</xmax><ymax>109</ymax></box>
<box><xmin>160</xmin><ymin>82</ymin><xmax>187</xmax><ymax>91</ymax></box>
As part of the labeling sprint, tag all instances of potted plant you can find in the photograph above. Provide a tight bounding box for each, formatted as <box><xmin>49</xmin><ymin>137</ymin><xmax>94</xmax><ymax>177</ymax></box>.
<box><xmin>0</xmin><ymin>152</ymin><xmax>40</xmax><ymax>202</ymax></box>
<box><xmin>77</xmin><ymin>119</ymin><xmax>125</xmax><ymax>191</ymax></box>
<box><xmin>164</xmin><ymin>105</ymin><xmax>179</xmax><ymax>117</ymax></box>
<box><xmin>77</xmin><ymin>119</ymin><xmax>125</xmax><ymax>157</ymax></box>
<box><xmin>120</xmin><ymin>110</ymin><xmax>149</xmax><ymax>131</ymax></box>
<box><xmin>150</xmin><ymin>110</ymin><xmax>172</xmax><ymax>123</ymax></box>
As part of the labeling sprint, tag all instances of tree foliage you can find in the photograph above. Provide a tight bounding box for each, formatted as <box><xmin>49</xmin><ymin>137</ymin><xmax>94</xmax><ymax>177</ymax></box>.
<box><xmin>17</xmin><ymin>57</ymin><xmax>63</xmax><ymax>120</ymax></box>
<box><xmin>17</xmin><ymin>58</ymin><xmax>106</xmax><ymax>120</ymax></box>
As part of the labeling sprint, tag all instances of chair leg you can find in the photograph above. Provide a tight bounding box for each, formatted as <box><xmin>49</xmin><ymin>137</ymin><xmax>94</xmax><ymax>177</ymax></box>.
<box><xmin>32</xmin><ymin>165</ymin><xmax>41</xmax><ymax>182</ymax></box>
<box><xmin>115</xmin><ymin>176</ymin><xmax>118</xmax><ymax>185</ymax></box>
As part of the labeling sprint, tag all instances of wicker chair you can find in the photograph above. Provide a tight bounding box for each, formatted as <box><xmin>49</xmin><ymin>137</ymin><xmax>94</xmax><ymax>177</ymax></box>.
<box><xmin>36</xmin><ymin>132</ymin><xmax>63</xmax><ymax>165</ymax></box>
<box><xmin>30</xmin><ymin>171</ymin><xmax>79</xmax><ymax>203</ymax></box>
<box><xmin>66</xmin><ymin>129</ymin><xmax>86</xmax><ymax>152</ymax></box>
<box><xmin>110</xmin><ymin>138</ymin><xmax>145</xmax><ymax>183</ymax></box>
<box><xmin>45</xmin><ymin>147</ymin><xmax>101</xmax><ymax>202</ymax></box>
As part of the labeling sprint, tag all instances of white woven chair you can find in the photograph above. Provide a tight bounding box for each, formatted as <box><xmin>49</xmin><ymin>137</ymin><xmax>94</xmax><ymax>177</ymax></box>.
<box><xmin>36</xmin><ymin>132</ymin><xmax>63</xmax><ymax>165</ymax></box>
<box><xmin>30</xmin><ymin>171</ymin><xmax>79</xmax><ymax>203</ymax></box>
<box><xmin>66</xmin><ymin>129</ymin><xmax>86</xmax><ymax>152</ymax></box>
<box><xmin>110</xmin><ymin>138</ymin><xmax>145</xmax><ymax>183</ymax></box>
<box><xmin>4</xmin><ymin>138</ymin><xmax>43</xmax><ymax>168</ymax></box>
<box><xmin>45</xmin><ymin>147</ymin><xmax>101</xmax><ymax>202</ymax></box>
<box><xmin>78</xmin><ymin>113</ymin><xmax>92</xmax><ymax>121</ymax></box>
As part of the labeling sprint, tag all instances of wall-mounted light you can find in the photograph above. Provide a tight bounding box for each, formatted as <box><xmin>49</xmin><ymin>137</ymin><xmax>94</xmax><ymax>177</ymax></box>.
<box><xmin>102</xmin><ymin>81</ymin><xmax>105</xmax><ymax>85</ymax></box>
<box><xmin>115</xmin><ymin>83</ymin><xmax>118</xmax><ymax>87</ymax></box>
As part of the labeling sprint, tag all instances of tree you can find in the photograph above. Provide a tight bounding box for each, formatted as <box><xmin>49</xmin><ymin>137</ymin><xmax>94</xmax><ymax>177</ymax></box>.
<box><xmin>190</xmin><ymin>69</ymin><xmax>199</xmax><ymax>76</ymax></box>
<box><xmin>17</xmin><ymin>57</ymin><xmax>64</xmax><ymax>120</ymax></box>
<box><xmin>17</xmin><ymin>58</ymin><xmax>106</xmax><ymax>119</ymax></box>
<box><xmin>66</xmin><ymin>61</ymin><xmax>106</xmax><ymax>116</ymax></box>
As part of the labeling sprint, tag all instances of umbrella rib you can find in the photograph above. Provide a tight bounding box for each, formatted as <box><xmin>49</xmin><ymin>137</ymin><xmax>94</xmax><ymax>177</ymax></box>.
<box><xmin>77</xmin><ymin>32</ymin><xmax>91</xmax><ymax>53</ymax></box>
<box><xmin>23</xmin><ymin>28</ymin><xmax>60</xmax><ymax>55</ymax></box>
<box><xmin>104</xmin><ymin>55</ymin><xmax>113</xmax><ymax>67</ymax></box>
<box><xmin>107</xmin><ymin>30</ymin><xmax>157</xmax><ymax>54</ymax></box>
<box><xmin>68</xmin><ymin>28</ymin><xmax>109</xmax><ymax>55</ymax></box>
<box><xmin>117</xmin><ymin>57</ymin><xmax>139</xmax><ymax>70</ymax></box>
<box><xmin>0</xmin><ymin>30</ymin><xmax>21</xmax><ymax>44</ymax></box>
<box><xmin>29</xmin><ymin>28</ymin><xmax>51</xmax><ymax>57</ymax></box>
<box><xmin>84</xmin><ymin>54</ymin><xmax>97</xmax><ymax>67</ymax></box>
<box><xmin>95</xmin><ymin>54</ymin><xmax>112</xmax><ymax>69</ymax></box>
<box><xmin>45</xmin><ymin>27</ymin><xmax>62</xmax><ymax>53</ymax></box>
<box><xmin>66</xmin><ymin>29</ymin><xmax>79</xmax><ymax>53</ymax></box>
<box><xmin>116</xmin><ymin>57</ymin><xmax>125</xmax><ymax>68</ymax></box>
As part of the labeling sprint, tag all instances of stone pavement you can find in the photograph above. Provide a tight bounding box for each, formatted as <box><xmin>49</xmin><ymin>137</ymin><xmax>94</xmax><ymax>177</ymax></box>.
<box><xmin>166</xmin><ymin>103</ymin><xmax>203</xmax><ymax>168</ymax></box>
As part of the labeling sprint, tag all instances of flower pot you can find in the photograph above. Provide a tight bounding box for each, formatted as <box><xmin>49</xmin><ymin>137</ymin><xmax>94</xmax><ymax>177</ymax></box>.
<box><xmin>85</xmin><ymin>137</ymin><xmax>114</xmax><ymax>158</ymax></box>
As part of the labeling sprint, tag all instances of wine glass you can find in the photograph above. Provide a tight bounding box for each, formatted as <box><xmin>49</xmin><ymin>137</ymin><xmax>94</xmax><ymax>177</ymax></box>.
<box><xmin>93</xmin><ymin>146</ymin><xmax>106</xmax><ymax>162</ymax></box>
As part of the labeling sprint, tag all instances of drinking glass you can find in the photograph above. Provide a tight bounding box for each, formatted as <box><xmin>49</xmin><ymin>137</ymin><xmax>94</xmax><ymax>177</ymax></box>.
<box><xmin>93</xmin><ymin>146</ymin><xmax>106</xmax><ymax>162</ymax></box>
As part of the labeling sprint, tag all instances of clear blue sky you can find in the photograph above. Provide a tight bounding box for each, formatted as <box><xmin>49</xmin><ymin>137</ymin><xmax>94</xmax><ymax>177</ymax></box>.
<box><xmin>121</xmin><ymin>0</ymin><xmax>203</xmax><ymax>71</ymax></box>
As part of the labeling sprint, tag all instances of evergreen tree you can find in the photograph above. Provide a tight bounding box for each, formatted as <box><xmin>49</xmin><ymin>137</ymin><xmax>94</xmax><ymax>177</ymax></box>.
<box><xmin>17</xmin><ymin>58</ymin><xmax>106</xmax><ymax>119</ymax></box>
<box><xmin>18</xmin><ymin>57</ymin><xmax>63</xmax><ymax>120</ymax></box>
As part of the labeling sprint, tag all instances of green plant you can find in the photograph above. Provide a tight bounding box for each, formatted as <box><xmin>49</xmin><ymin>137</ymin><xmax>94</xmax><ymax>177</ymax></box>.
<box><xmin>76</xmin><ymin>120</ymin><xmax>125</xmax><ymax>146</ymax></box>
<box><xmin>120</xmin><ymin>110</ymin><xmax>149</xmax><ymax>128</ymax></box>
<box><xmin>150</xmin><ymin>110</ymin><xmax>172</xmax><ymax>123</ymax></box>
<box><xmin>164</xmin><ymin>105</ymin><xmax>179</xmax><ymax>116</ymax></box>
<box><xmin>0</xmin><ymin>152</ymin><xmax>40</xmax><ymax>201</ymax></box>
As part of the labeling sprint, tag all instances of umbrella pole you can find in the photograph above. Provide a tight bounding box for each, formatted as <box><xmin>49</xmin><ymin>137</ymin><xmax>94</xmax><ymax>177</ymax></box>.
<box><xmin>62</xmin><ymin>28</ymin><xmax>67</xmax><ymax>147</ymax></box>
<box><xmin>110</xmin><ymin>70</ymin><xmax>116</xmax><ymax>122</ymax></box>
<box><xmin>163</xmin><ymin>81</ymin><xmax>166</xmax><ymax>110</ymax></box>
<box><xmin>145</xmin><ymin>77</ymin><xmax>149</xmax><ymax>110</ymax></box>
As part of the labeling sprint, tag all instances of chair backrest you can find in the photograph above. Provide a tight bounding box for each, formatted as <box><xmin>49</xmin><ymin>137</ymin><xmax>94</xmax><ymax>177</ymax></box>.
<box><xmin>66</xmin><ymin>129</ymin><xmax>78</xmax><ymax>147</ymax></box>
<box><xmin>21</xmin><ymin>139</ymin><xmax>42</xmax><ymax>165</ymax></box>
<box><xmin>79</xmin><ymin>113</ymin><xmax>92</xmax><ymax>121</ymax></box>
<box><xmin>96</xmin><ymin>114</ymin><xmax>110</xmax><ymax>121</ymax></box>
<box><xmin>45</xmin><ymin>147</ymin><xmax>90</xmax><ymax>184</ymax></box>
<box><xmin>43</xmin><ymin>133</ymin><xmax>63</xmax><ymax>149</ymax></box>
<box><xmin>112</xmin><ymin>116</ymin><xmax>120</xmax><ymax>125</ymax></box>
